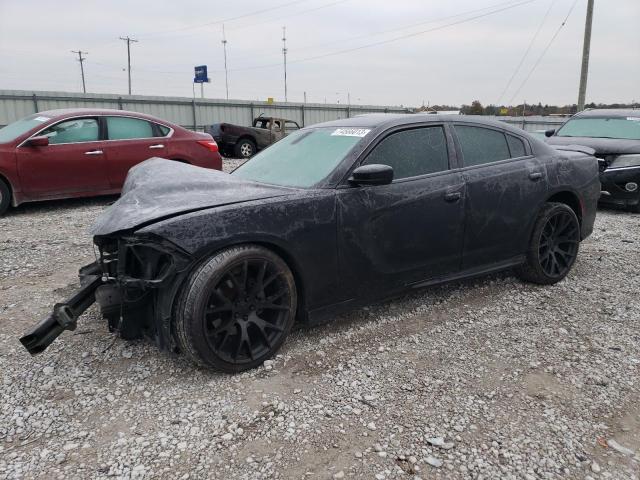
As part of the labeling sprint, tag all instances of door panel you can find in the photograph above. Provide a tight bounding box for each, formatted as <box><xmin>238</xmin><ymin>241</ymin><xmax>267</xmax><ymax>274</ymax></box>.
<box><xmin>104</xmin><ymin>139</ymin><xmax>167</xmax><ymax>188</ymax></box>
<box><xmin>460</xmin><ymin>157</ymin><xmax>548</xmax><ymax>269</ymax></box>
<box><xmin>337</xmin><ymin>172</ymin><xmax>466</xmax><ymax>300</ymax></box>
<box><xmin>451</xmin><ymin>124</ymin><xmax>548</xmax><ymax>269</ymax></box>
<box><xmin>17</xmin><ymin>117</ymin><xmax>109</xmax><ymax>197</ymax></box>
<box><xmin>252</xmin><ymin>119</ymin><xmax>273</xmax><ymax>149</ymax></box>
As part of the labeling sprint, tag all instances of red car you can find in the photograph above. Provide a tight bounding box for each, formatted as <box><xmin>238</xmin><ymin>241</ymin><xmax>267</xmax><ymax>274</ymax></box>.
<box><xmin>0</xmin><ymin>108</ymin><xmax>222</xmax><ymax>215</ymax></box>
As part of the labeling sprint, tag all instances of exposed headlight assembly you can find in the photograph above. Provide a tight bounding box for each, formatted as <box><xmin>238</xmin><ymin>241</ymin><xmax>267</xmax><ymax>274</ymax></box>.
<box><xmin>608</xmin><ymin>154</ymin><xmax>640</xmax><ymax>169</ymax></box>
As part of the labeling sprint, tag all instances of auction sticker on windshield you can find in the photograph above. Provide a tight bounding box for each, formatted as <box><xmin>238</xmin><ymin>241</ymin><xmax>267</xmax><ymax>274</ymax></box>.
<box><xmin>331</xmin><ymin>128</ymin><xmax>370</xmax><ymax>137</ymax></box>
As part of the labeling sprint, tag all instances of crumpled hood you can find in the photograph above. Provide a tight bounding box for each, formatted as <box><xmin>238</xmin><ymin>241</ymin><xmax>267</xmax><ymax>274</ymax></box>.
<box><xmin>91</xmin><ymin>158</ymin><xmax>294</xmax><ymax>236</ymax></box>
<box><xmin>547</xmin><ymin>136</ymin><xmax>640</xmax><ymax>155</ymax></box>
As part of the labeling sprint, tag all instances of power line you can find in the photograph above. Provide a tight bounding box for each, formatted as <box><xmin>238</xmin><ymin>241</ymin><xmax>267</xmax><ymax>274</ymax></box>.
<box><xmin>496</xmin><ymin>0</ymin><xmax>557</xmax><ymax>105</ymax></box>
<box><xmin>227</xmin><ymin>0</ymin><xmax>350</xmax><ymax>32</ymax></box>
<box><xmin>86</xmin><ymin>59</ymin><xmax>215</xmax><ymax>76</ymax></box>
<box><xmin>71</xmin><ymin>50</ymin><xmax>88</xmax><ymax>93</ymax></box>
<box><xmin>231</xmin><ymin>0</ymin><xmax>527</xmax><ymax>64</ymax></box>
<box><xmin>119</xmin><ymin>36</ymin><xmax>138</xmax><ymax>95</ymax></box>
<box><xmin>301</xmin><ymin>0</ymin><xmax>528</xmax><ymax>52</ymax></box>
<box><xmin>227</xmin><ymin>0</ymin><xmax>539</xmax><ymax>73</ymax></box>
<box><xmin>507</xmin><ymin>0</ymin><xmax>580</xmax><ymax>105</ymax></box>
<box><xmin>137</xmin><ymin>0</ymin><xmax>312</xmax><ymax>39</ymax></box>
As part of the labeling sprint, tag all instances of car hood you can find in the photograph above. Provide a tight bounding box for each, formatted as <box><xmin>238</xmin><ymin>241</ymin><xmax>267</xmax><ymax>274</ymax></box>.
<box><xmin>91</xmin><ymin>158</ymin><xmax>295</xmax><ymax>236</ymax></box>
<box><xmin>547</xmin><ymin>136</ymin><xmax>640</xmax><ymax>155</ymax></box>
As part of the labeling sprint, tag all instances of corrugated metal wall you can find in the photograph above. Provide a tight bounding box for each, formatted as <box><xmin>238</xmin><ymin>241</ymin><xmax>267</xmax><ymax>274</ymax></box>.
<box><xmin>0</xmin><ymin>90</ymin><xmax>413</xmax><ymax>130</ymax></box>
<box><xmin>486</xmin><ymin>115</ymin><xmax>567</xmax><ymax>132</ymax></box>
<box><xmin>0</xmin><ymin>91</ymin><xmax>566</xmax><ymax>133</ymax></box>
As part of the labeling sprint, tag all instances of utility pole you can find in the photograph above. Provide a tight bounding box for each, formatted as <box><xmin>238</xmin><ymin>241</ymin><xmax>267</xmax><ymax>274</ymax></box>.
<box><xmin>119</xmin><ymin>36</ymin><xmax>138</xmax><ymax>95</ymax></box>
<box><xmin>282</xmin><ymin>26</ymin><xmax>288</xmax><ymax>102</ymax></box>
<box><xmin>222</xmin><ymin>24</ymin><xmax>229</xmax><ymax>100</ymax></box>
<box><xmin>577</xmin><ymin>0</ymin><xmax>594</xmax><ymax>111</ymax></box>
<box><xmin>71</xmin><ymin>50</ymin><xmax>88</xmax><ymax>93</ymax></box>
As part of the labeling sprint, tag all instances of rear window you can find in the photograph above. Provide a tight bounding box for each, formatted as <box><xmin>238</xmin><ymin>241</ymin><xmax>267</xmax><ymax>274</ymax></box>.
<box><xmin>0</xmin><ymin>114</ymin><xmax>51</xmax><ymax>143</ymax></box>
<box><xmin>107</xmin><ymin>116</ymin><xmax>155</xmax><ymax>140</ymax></box>
<box><xmin>156</xmin><ymin>124</ymin><xmax>171</xmax><ymax>136</ymax></box>
<box><xmin>556</xmin><ymin>117</ymin><xmax>640</xmax><ymax>140</ymax></box>
<box><xmin>454</xmin><ymin>125</ymin><xmax>510</xmax><ymax>167</ymax></box>
<box><xmin>507</xmin><ymin>134</ymin><xmax>527</xmax><ymax>157</ymax></box>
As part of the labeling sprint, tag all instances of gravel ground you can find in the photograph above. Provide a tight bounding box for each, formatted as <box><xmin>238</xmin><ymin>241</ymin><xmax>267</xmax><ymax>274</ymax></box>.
<box><xmin>1</xmin><ymin>160</ymin><xmax>639</xmax><ymax>479</ymax></box>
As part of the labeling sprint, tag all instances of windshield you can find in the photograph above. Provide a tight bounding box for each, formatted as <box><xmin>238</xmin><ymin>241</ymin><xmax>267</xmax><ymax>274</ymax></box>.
<box><xmin>0</xmin><ymin>114</ymin><xmax>52</xmax><ymax>143</ymax></box>
<box><xmin>556</xmin><ymin>117</ymin><xmax>640</xmax><ymax>140</ymax></box>
<box><xmin>232</xmin><ymin>127</ymin><xmax>367</xmax><ymax>187</ymax></box>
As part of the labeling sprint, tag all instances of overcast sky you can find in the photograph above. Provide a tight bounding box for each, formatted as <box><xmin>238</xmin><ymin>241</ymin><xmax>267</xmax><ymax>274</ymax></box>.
<box><xmin>0</xmin><ymin>0</ymin><xmax>638</xmax><ymax>107</ymax></box>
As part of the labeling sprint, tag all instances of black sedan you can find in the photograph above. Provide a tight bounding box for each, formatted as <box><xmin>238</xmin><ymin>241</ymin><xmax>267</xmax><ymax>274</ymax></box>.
<box><xmin>546</xmin><ymin>108</ymin><xmax>640</xmax><ymax>212</ymax></box>
<box><xmin>20</xmin><ymin>114</ymin><xmax>600</xmax><ymax>372</ymax></box>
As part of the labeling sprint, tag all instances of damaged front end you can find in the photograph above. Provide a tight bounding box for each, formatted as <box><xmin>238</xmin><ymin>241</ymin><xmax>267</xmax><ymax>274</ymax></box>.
<box><xmin>20</xmin><ymin>235</ymin><xmax>192</xmax><ymax>355</ymax></box>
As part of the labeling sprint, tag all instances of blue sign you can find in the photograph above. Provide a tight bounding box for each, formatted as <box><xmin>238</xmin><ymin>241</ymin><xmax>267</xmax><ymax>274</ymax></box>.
<box><xmin>194</xmin><ymin>65</ymin><xmax>210</xmax><ymax>83</ymax></box>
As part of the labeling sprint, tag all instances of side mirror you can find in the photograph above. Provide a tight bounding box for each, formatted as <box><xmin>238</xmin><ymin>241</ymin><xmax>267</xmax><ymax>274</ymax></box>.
<box><xmin>544</xmin><ymin>129</ymin><xmax>555</xmax><ymax>138</ymax></box>
<box><xmin>24</xmin><ymin>136</ymin><xmax>49</xmax><ymax>147</ymax></box>
<box><xmin>349</xmin><ymin>164</ymin><xmax>394</xmax><ymax>186</ymax></box>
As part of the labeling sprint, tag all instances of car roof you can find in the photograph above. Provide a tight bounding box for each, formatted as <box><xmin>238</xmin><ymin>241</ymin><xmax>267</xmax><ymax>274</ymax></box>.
<box><xmin>574</xmin><ymin>108</ymin><xmax>640</xmax><ymax>118</ymax></box>
<box><xmin>35</xmin><ymin>108</ymin><xmax>174</xmax><ymax>124</ymax></box>
<box><xmin>309</xmin><ymin>113</ymin><xmax>528</xmax><ymax>135</ymax></box>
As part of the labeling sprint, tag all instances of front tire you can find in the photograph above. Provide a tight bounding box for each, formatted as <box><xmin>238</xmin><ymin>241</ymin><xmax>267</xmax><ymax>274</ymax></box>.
<box><xmin>234</xmin><ymin>138</ymin><xmax>256</xmax><ymax>159</ymax></box>
<box><xmin>0</xmin><ymin>180</ymin><xmax>10</xmax><ymax>216</ymax></box>
<box><xmin>175</xmin><ymin>245</ymin><xmax>297</xmax><ymax>372</ymax></box>
<box><xmin>516</xmin><ymin>202</ymin><xmax>581</xmax><ymax>285</ymax></box>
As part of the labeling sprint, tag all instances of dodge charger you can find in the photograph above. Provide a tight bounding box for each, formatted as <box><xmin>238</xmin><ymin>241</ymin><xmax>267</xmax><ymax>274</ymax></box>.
<box><xmin>20</xmin><ymin>114</ymin><xmax>600</xmax><ymax>372</ymax></box>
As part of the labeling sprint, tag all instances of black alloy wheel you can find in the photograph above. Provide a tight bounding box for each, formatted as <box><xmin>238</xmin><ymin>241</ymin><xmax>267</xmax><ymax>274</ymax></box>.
<box><xmin>537</xmin><ymin>209</ymin><xmax>580</xmax><ymax>278</ymax></box>
<box><xmin>516</xmin><ymin>202</ymin><xmax>581</xmax><ymax>285</ymax></box>
<box><xmin>175</xmin><ymin>245</ymin><xmax>296</xmax><ymax>372</ymax></box>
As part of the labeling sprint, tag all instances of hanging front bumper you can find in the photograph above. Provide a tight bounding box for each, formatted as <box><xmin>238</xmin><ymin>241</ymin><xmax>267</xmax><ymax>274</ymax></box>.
<box><xmin>19</xmin><ymin>264</ymin><xmax>103</xmax><ymax>355</ymax></box>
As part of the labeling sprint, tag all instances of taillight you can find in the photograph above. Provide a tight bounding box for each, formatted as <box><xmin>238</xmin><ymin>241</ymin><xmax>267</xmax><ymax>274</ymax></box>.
<box><xmin>197</xmin><ymin>140</ymin><xmax>219</xmax><ymax>152</ymax></box>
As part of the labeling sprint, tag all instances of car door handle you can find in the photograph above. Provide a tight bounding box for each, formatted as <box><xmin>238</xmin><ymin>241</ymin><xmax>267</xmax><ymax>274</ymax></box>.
<box><xmin>84</xmin><ymin>150</ymin><xmax>103</xmax><ymax>155</ymax></box>
<box><xmin>529</xmin><ymin>172</ymin><xmax>543</xmax><ymax>181</ymax></box>
<box><xmin>149</xmin><ymin>144</ymin><xmax>165</xmax><ymax>149</ymax></box>
<box><xmin>444</xmin><ymin>191</ymin><xmax>462</xmax><ymax>202</ymax></box>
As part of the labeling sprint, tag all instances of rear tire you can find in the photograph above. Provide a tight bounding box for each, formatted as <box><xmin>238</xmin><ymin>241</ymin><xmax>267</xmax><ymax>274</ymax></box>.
<box><xmin>174</xmin><ymin>245</ymin><xmax>297</xmax><ymax>372</ymax></box>
<box><xmin>234</xmin><ymin>138</ymin><xmax>256</xmax><ymax>159</ymax></box>
<box><xmin>0</xmin><ymin>180</ymin><xmax>10</xmax><ymax>216</ymax></box>
<box><xmin>516</xmin><ymin>202</ymin><xmax>581</xmax><ymax>285</ymax></box>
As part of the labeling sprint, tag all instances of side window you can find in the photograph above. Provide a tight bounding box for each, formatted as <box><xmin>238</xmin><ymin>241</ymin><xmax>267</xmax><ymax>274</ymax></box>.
<box><xmin>106</xmin><ymin>116</ymin><xmax>155</xmax><ymax>140</ymax></box>
<box><xmin>272</xmin><ymin>120</ymin><xmax>282</xmax><ymax>132</ymax></box>
<box><xmin>363</xmin><ymin>126</ymin><xmax>449</xmax><ymax>180</ymax></box>
<box><xmin>156</xmin><ymin>124</ymin><xmax>171</xmax><ymax>137</ymax></box>
<box><xmin>507</xmin><ymin>134</ymin><xmax>526</xmax><ymax>158</ymax></box>
<box><xmin>285</xmin><ymin>121</ymin><xmax>299</xmax><ymax>133</ymax></box>
<box><xmin>40</xmin><ymin>118</ymin><xmax>99</xmax><ymax>144</ymax></box>
<box><xmin>454</xmin><ymin>125</ymin><xmax>510</xmax><ymax>167</ymax></box>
